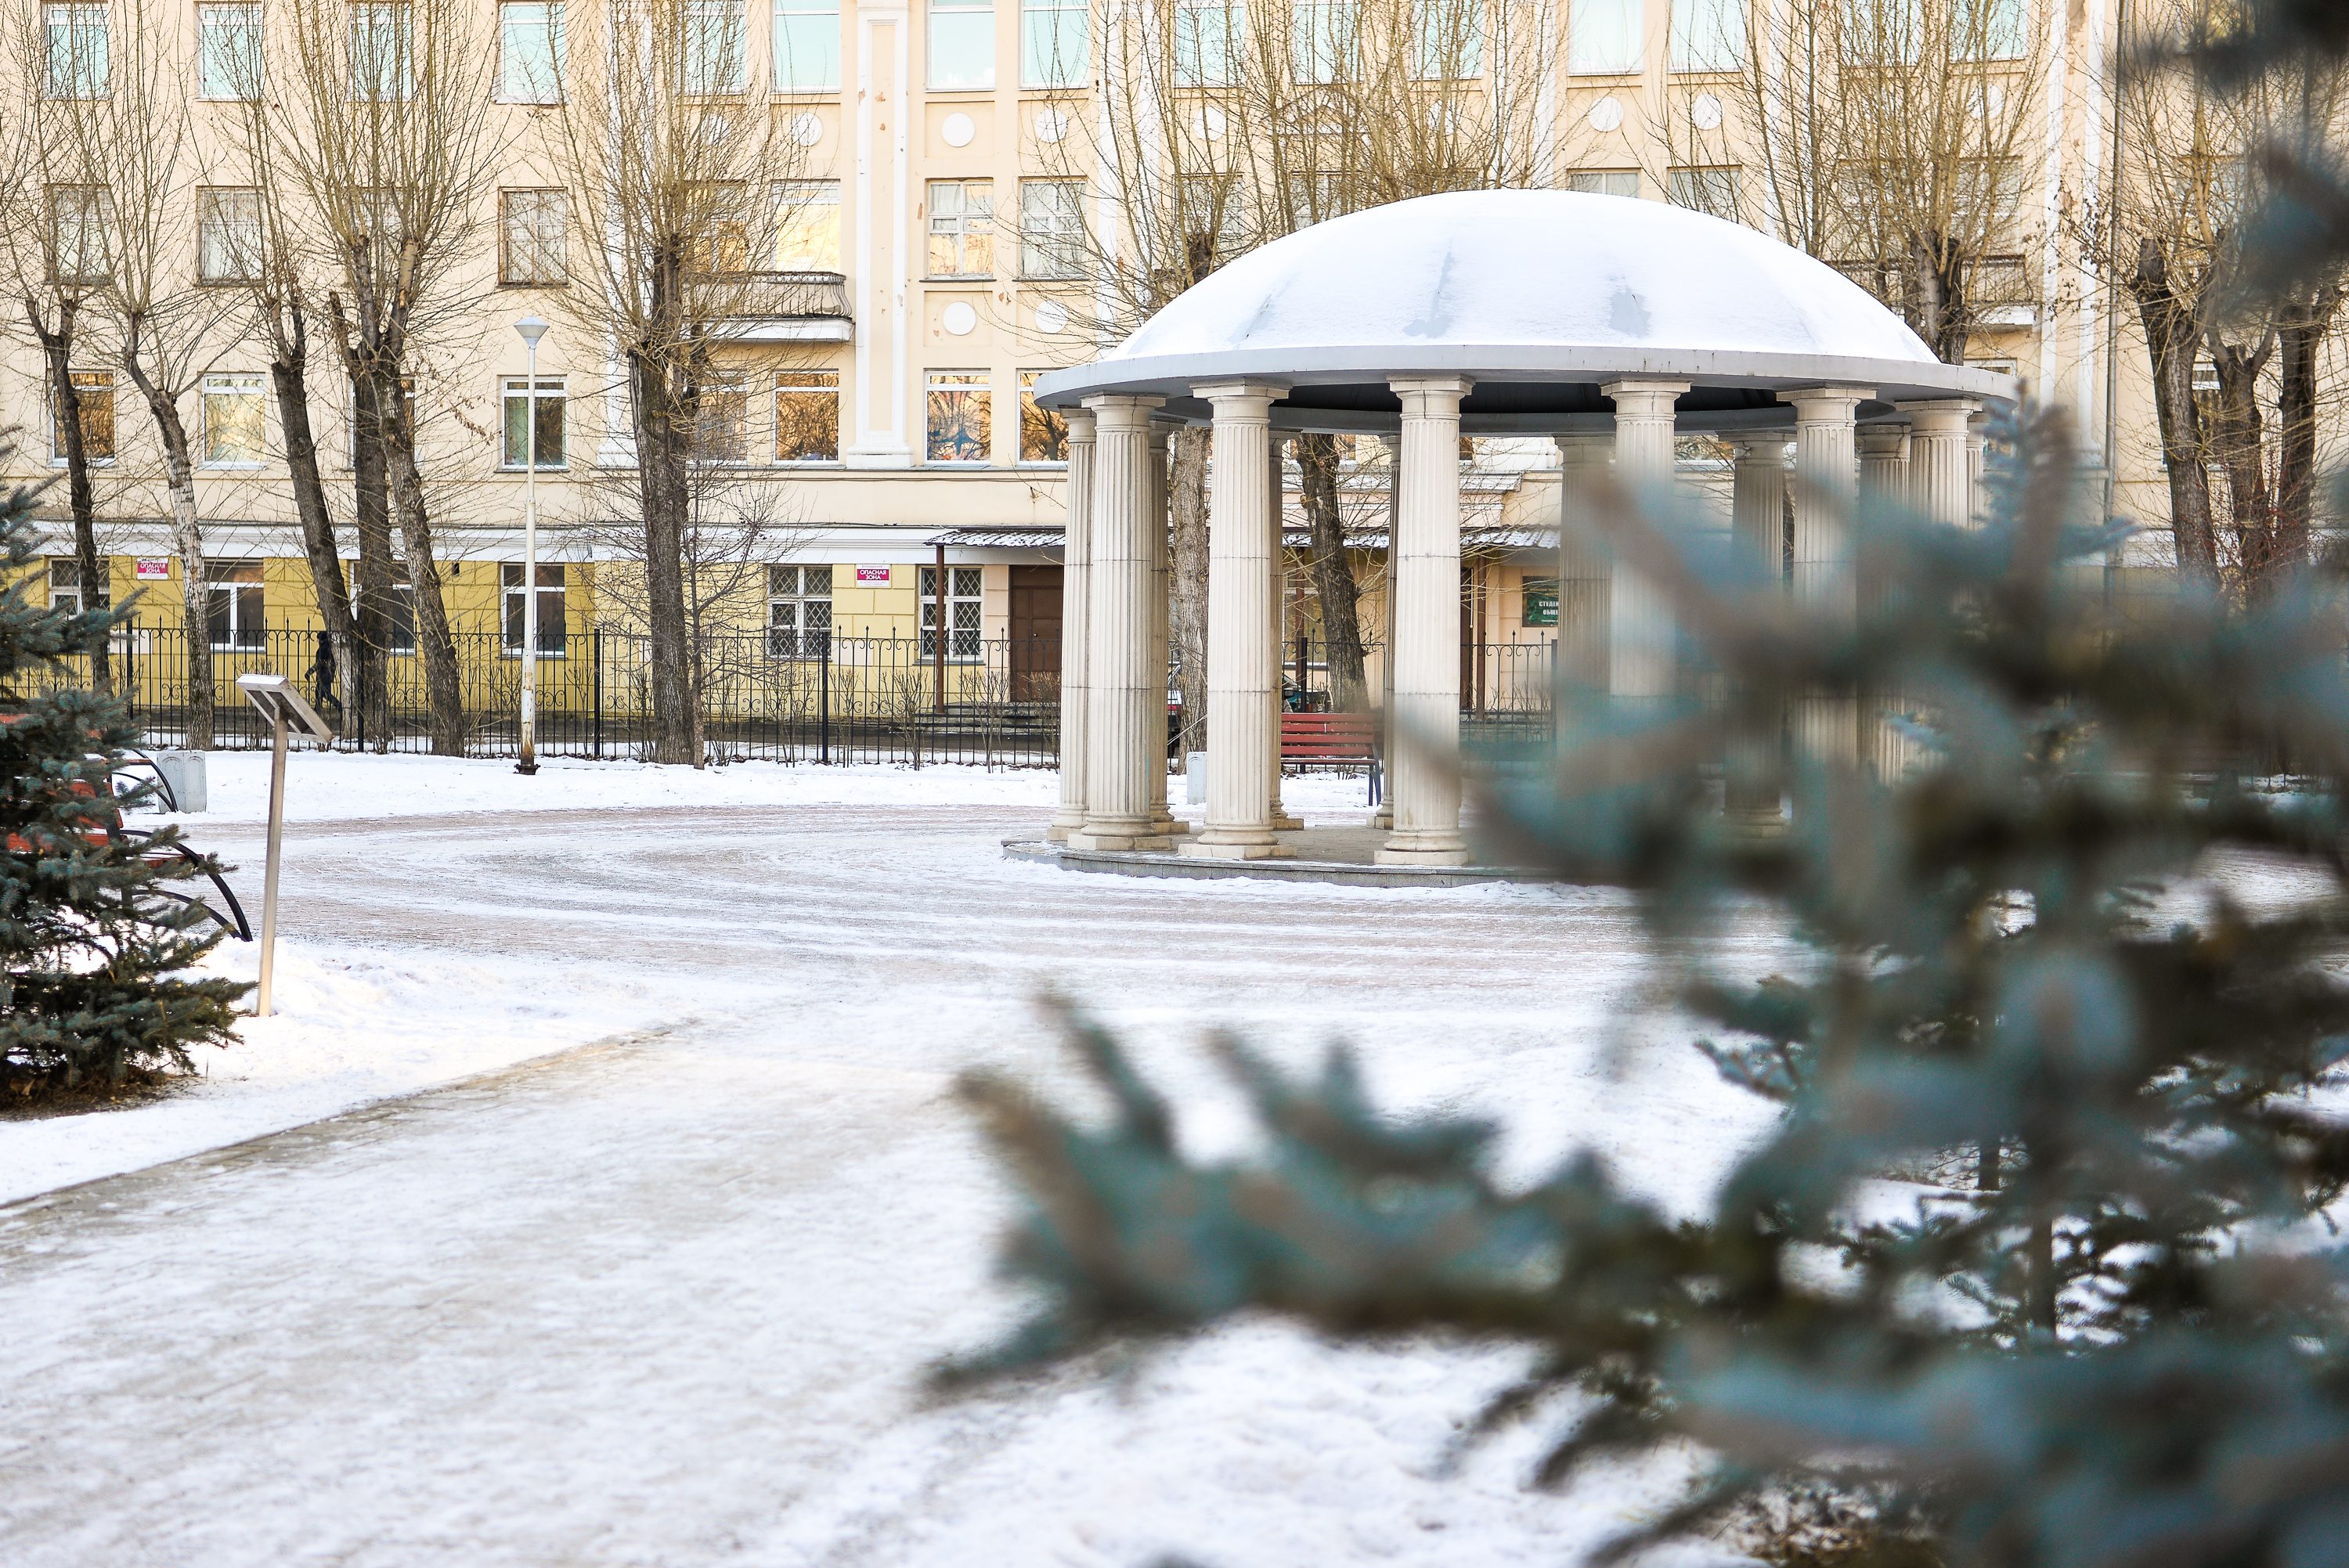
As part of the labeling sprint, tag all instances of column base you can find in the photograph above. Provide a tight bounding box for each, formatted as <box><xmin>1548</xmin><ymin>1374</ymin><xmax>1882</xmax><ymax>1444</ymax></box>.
<box><xmin>1270</xmin><ymin>806</ymin><xmax>1305</xmax><ymax>831</ymax></box>
<box><xmin>1179</xmin><ymin>838</ymin><xmax>1296</xmax><ymax>860</ymax></box>
<box><xmin>1150</xmin><ymin>815</ymin><xmax>1191</xmax><ymax>837</ymax></box>
<box><xmin>1044</xmin><ymin>824</ymin><xmax>1072</xmax><ymax>843</ymax></box>
<box><xmin>1066</xmin><ymin>827</ymin><xmax>1173</xmax><ymax>852</ymax></box>
<box><xmin>1723</xmin><ymin>804</ymin><xmax>1786</xmax><ymax>841</ymax></box>
<box><xmin>1375</xmin><ymin>843</ymin><xmax>1471</xmax><ymax>867</ymax></box>
<box><xmin>1366</xmin><ymin>805</ymin><xmax>1392</xmax><ymax>829</ymax></box>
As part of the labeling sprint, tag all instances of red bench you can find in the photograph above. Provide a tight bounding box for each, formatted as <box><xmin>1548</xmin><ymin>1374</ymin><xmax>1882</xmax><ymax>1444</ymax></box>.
<box><xmin>1281</xmin><ymin>712</ymin><xmax>1378</xmax><ymax>770</ymax></box>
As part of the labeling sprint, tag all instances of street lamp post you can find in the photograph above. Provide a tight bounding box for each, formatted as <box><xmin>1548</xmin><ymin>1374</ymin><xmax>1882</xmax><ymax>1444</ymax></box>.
<box><xmin>514</xmin><ymin>315</ymin><xmax>550</xmax><ymax>775</ymax></box>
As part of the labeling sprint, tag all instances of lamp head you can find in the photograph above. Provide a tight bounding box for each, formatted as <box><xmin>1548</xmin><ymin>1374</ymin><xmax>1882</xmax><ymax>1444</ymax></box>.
<box><xmin>514</xmin><ymin>315</ymin><xmax>551</xmax><ymax>348</ymax></box>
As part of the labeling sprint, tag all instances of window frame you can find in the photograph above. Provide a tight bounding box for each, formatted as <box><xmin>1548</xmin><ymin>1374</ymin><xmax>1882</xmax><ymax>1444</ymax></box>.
<box><xmin>349</xmin><ymin>1</ymin><xmax>417</xmax><ymax>102</ymax></box>
<box><xmin>1412</xmin><ymin>0</ymin><xmax>1482</xmax><ymax>80</ymax></box>
<box><xmin>200</xmin><ymin>372</ymin><xmax>269</xmax><ymax>468</ymax></box>
<box><xmin>49</xmin><ymin>368</ymin><xmax>116</xmax><ymax>467</ymax></box>
<box><xmin>197</xmin><ymin>2</ymin><xmax>265</xmax><ymax>99</ymax></box>
<box><xmin>775</xmin><ymin>370</ymin><xmax>842</xmax><ymax>463</ymax></box>
<box><xmin>925</xmin><ymin>369</ymin><xmax>991</xmax><ymax>465</ymax></box>
<box><xmin>1290</xmin><ymin>0</ymin><xmax>1355</xmax><ymax>85</ymax></box>
<box><xmin>766</xmin><ymin>563</ymin><xmax>833</xmax><ymax>659</ymax></box>
<box><xmin>500</xmin><ymin>188</ymin><xmax>569</xmax><ymax>285</ymax></box>
<box><xmin>47</xmin><ymin>556</ymin><xmax>110</xmax><ymax>616</ymax></box>
<box><xmin>926</xmin><ymin>179</ymin><xmax>994</xmax><ymax>279</ymax></box>
<box><xmin>206</xmin><ymin>561</ymin><xmax>268</xmax><ymax>651</ymax></box>
<box><xmin>918</xmin><ymin>564</ymin><xmax>983</xmax><ymax>662</ymax></box>
<box><xmin>47</xmin><ymin>184</ymin><xmax>111</xmax><ymax>287</ymax></box>
<box><xmin>1566</xmin><ymin>168</ymin><xmax>1640</xmax><ymax>197</ymax></box>
<box><xmin>1568</xmin><ymin>0</ymin><xmax>1640</xmax><ymax>74</ymax></box>
<box><xmin>927</xmin><ymin>0</ymin><xmax>994</xmax><ymax>91</ymax></box>
<box><xmin>1017</xmin><ymin>370</ymin><xmax>1066</xmax><ymax>465</ymax></box>
<box><xmin>1668</xmin><ymin>0</ymin><xmax>1741</xmax><ymax>72</ymax></box>
<box><xmin>680</xmin><ymin>0</ymin><xmax>748</xmax><ymax>94</ymax></box>
<box><xmin>44</xmin><ymin>2</ymin><xmax>108</xmax><ymax>100</ymax></box>
<box><xmin>1019</xmin><ymin>0</ymin><xmax>1086</xmax><ymax>87</ymax></box>
<box><xmin>1174</xmin><ymin>0</ymin><xmax>1233</xmax><ymax>86</ymax></box>
<box><xmin>197</xmin><ymin>186</ymin><xmax>265</xmax><ymax>286</ymax></box>
<box><xmin>501</xmin><ymin>561</ymin><xmax>569</xmax><ymax>657</ymax></box>
<box><xmin>496</xmin><ymin>0</ymin><xmax>565</xmax><ymax>102</ymax></box>
<box><xmin>774</xmin><ymin>0</ymin><xmax>841</xmax><ymax>91</ymax></box>
<box><xmin>1017</xmin><ymin>178</ymin><xmax>1084</xmax><ymax>280</ymax></box>
<box><xmin>774</xmin><ymin>178</ymin><xmax>842</xmax><ymax>272</ymax></box>
<box><xmin>500</xmin><ymin>376</ymin><xmax>568</xmax><ymax>470</ymax></box>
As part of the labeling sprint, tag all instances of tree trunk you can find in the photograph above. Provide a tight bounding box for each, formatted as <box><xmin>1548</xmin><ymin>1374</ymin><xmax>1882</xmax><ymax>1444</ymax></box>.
<box><xmin>1292</xmin><ymin>434</ymin><xmax>1368</xmax><ymax>712</ymax></box>
<box><xmin>268</xmin><ymin>315</ymin><xmax>360</xmax><ymax>730</ymax></box>
<box><xmin>118</xmin><ymin>346</ymin><xmax>210</xmax><ymax>750</ymax></box>
<box><xmin>384</xmin><ymin>391</ymin><xmax>467</xmax><ymax>756</ymax></box>
<box><xmin>1168</xmin><ymin>426</ymin><xmax>1211</xmax><ymax>759</ymax></box>
<box><xmin>2131</xmin><ymin>240</ymin><xmax>2220</xmax><ymax>588</ymax></box>
<box><xmin>28</xmin><ymin>297</ymin><xmax>109</xmax><ymax>694</ymax></box>
<box><xmin>2208</xmin><ymin>341</ymin><xmax>2274</xmax><ymax>597</ymax></box>
<box><xmin>2271</xmin><ymin>289</ymin><xmax>2339</xmax><ymax>586</ymax></box>
<box><xmin>348</xmin><ymin>362</ymin><xmax>396</xmax><ymax>748</ymax></box>
<box><xmin>631</xmin><ymin>345</ymin><xmax>698</xmax><ymax>766</ymax></box>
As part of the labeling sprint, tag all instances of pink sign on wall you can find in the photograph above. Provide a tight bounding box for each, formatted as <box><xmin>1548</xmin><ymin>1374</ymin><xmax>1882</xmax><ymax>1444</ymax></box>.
<box><xmin>856</xmin><ymin>565</ymin><xmax>891</xmax><ymax>584</ymax></box>
<box><xmin>134</xmin><ymin>559</ymin><xmax>171</xmax><ymax>580</ymax></box>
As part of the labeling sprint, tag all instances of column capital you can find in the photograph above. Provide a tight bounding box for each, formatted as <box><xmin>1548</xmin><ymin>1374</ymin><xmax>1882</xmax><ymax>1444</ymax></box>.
<box><xmin>1554</xmin><ymin>432</ymin><xmax>1613</xmax><ymax>466</ymax></box>
<box><xmin>1063</xmin><ymin>406</ymin><xmax>1098</xmax><ymax>443</ymax></box>
<box><xmin>1857</xmin><ymin>423</ymin><xmax>1910</xmax><ymax>456</ymax></box>
<box><xmin>1784</xmin><ymin>385</ymin><xmax>1877</xmax><ymax>420</ymax></box>
<box><xmin>1732</xmin><ymin>437</ymin><xmax>1791</xmax><ymax>466</ymax></box>
<box><xmin>1145</xmin><ymin>421</ymin><xmax>1172</xmax><ymax>452</ymax></box>
<box><xmin>1600</xmin><ymin>380</ymin><xmax>1688</xmax><ymax>421</ymax></box>
<box><xmin>1191</xmin><ymin>379</ymin><xmax>1290</xmax><ymax>407</ymax></box>
<box><xmin>1082</xmin><ymin>394</ymin><xmax>1167</xmax><ymax>428</ymax></box>
<box><xmin>1897</xmin><ymin>398</ymin><xmax>1982</xmax><ymax>435</ymax></box>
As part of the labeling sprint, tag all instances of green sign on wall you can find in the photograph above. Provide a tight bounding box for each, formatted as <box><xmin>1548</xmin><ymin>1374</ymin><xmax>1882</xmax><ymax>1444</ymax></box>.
<box><xmin>1522</xmin><ymin>575</ymin><xmax>1559</xmax><ymax>627</ymax></box>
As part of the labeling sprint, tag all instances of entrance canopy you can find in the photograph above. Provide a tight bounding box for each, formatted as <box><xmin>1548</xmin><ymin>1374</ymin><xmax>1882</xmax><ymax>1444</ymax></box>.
<box><xmin>1034</xmin><ymin>189</ymin><xmax>2015</xmax><ymax>433</ymax></box>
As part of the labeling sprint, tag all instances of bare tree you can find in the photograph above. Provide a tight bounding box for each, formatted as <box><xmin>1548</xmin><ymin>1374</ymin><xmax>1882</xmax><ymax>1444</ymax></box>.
<box><xmin>540</xmin><ymin>0</ymin><xmax>808</xmax><ymax>763</ymax></box>
<box><xmin>263</xmin><ymin>0</ymin><xmax>503</xmax><ymax>752</ymax></box>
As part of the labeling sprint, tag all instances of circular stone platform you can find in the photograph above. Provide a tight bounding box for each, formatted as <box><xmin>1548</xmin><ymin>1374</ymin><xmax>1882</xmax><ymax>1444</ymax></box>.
<box><xmin>1004</xmin><ymin>827</ymin><xmax>1549</xmax><ymax>888</ymax></box>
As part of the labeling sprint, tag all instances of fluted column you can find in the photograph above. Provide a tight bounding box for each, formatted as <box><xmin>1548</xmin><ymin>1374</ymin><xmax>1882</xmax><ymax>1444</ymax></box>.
<box><xmin>1377</xmin><ymin>375</ymin><xmax>1471</xmax><ymax>867</ymax></box>
<box><xmin>1046</xmin><ymin>409</ymin><xmax>1097</xmax><ymax>841</ymax></box>
<box><xmin>1856</xmin><ymin>421</ymin><xmax>1911</xmax><ymax>781</ymax></box>
<box><xmin>1555</xmin><ymin>433</ymin><xmax>1613</xmax><ymax>695</ymax></box>
<box><xmin>1268</xmin><ymin>441</ymin><xmax>1302</xmax><ymax>831</ymax></box>
<box><xmin>1368</xmin><ymin>431</ymin><xmax>1400</xmax><ymax>830</ymax></box>
<box><xmin>1602</xmin><ymin>380</ymin><xmax>1688</xmax><ymax>709</ymax></box>
<box><xmin>1902</xmin><ymin>400</ymin><xmax>1981</xmax><ymax>528</ymax></box>
<box><xmin>1967</xmin><ymin>411</ymin><xmax>1988</xmax><ymax>526</ymax></box>
<box><xmin>1787</xmin><ymin>386</ymin><xmax>1872</xmax><ymax>768</ymax></box>
<box><xmin>1146</xmin><ymin>422</ymin><xmax>1182</xmax><ymax>837</ymax></box>
<box><xmin>1724</xmin><ymin>437</ymin><xmax>1788</xmax><ymax>835</ymax></box>
<box><xmin>1182</xmin><ymin>381</ymin><xmax>1292</xmax><ymax>860</ymax></box>
<box><xmin>1068</xmin><ymin>394</ymin><xmax>1170</xmax><ymax>851</ymax></box>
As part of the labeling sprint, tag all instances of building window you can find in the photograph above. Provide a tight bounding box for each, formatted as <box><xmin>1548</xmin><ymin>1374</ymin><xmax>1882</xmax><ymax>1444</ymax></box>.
<box><xmin>1570</xmin><ymin>0</ymin><xmax>1637</xmax><ymax>73</ymax></box>
<box><xmin>775</xmin><ymin>0</ymin><xmax>839</xmax><ymax>89</ymax></box>
<box><xmin>1283</xmin><ymin>168</ymin><xmax>1347</xmax><ymax>228</ymax></box>
<box><xmin>1019</xmin><ymin>371</ymin><xmax>1066</xmax><ymax>463</ymax></box>
<box><xmin>198</xmin><ymin>3</ymin><xmax>263</xmax><ymax>99</ymax></box>
<box><xmin>681</xmin><ymin>0</ymin><xmax>746</xmax><ymax>92</ymax></box>
<box><xmin>48</xmin><ymin>185</ymin><xmax>110</xmax><ymax>285</ymax></box>
<box><xmin>350</xmin><ymin>2</ymin><xmax>415</xmax><ymax>101</ymax></box>
<box><xmin>1180</xmin><ymin>173</ymin><xmax>1243</xmax><ymax>264</ymax></box>
<box><xmin>926</xmin><ymin>371</ymin><xmax>990</xmax><ymax>463</ymax></box>
<box><xmin>499</xmin><ymin>0</ymin><xmax>564</xmax><ymax>100</ymax></box>
<box><xmin>1958</xmin><ymin>0</ymin><xmax>2027</xmax><ymax>60</ymax></box>
<box><xmin>349</xmin><ymin>562</ymin><xmax>417</xmax><ymax>653</ymax></box>
<box><xmin>1413</xmin><ymin>0</ymin><xmax>1481</xmax><ymax>78</ymax></box>
<box><xmin>1667</xmin><ymin>165</ymin><xmax>1741</xmax><ymax>221</ymax></box>
<box><xmin>693</xmin><ymin>380</ymin><xmax>750</xmax><ymax>462</ymax></box>
<box><xmin>501</xmin><ymin>377</ymin><xmax>566</xmax><ymax>468</ymax></box>
<box><xmin>44</xmin><ymin>3</ymin><xmax>107</xmax><ymax>99</ymax></box>
<box><xmin>51</xmin><ymin>369</ymin><xmax>114</xmax><ymax>463</ymax></box>
<box><xmin>1174</xmin><ymin>0</ymin><xmax>1232</xmax><ymax>85</ymax></box>
<box><xmin>500</xmin><ymin>189</ymin><xmax>568</xmax><ymax>283</ymax></box>
<box><xmin>198</xmin><ymin>188</ymin><xmax>263</xmax><ymax>284</ymax></box>
<box><xmin>1669</xmin><ymin>0</ymin><xmax>1740</xmax><ymax>70</ymax></box>
<box><xmin>929</xmin><ymin>0</ymin><xmax>993</xmax><ymax>89</ymax></box>
<box><xmin>926</xmin><ymin>180</ymin><xmax>994</xmax><ymax>276</ymax></box>
<box><xmin>919</xmin><ymin>565</ymin><xmax>982</xmax><ymax>660</ymax></box>
<box><xmin>1019</xmin><ymin>180</ymin><xmax>1084</xmax><ymax>279</ymax></box>
<box><xmin>775</xmin><ymin>179</ymin><xmax>840</xmax><ymax>270</ymax></box>
<box><xmin>1021</xmin><ymin>0</ymin><xmax>1085</xmax><ymax>86</ymax></box>
<box><xmin>767</xmin><ymin>564</ymin><xmax>832</xmax><ymax>657</ymax></box>
<box><xmin>202</xmin><ymin>373</ymin><xmax>267</xmax><ymax>466</ymax></box>
<box><xmin>1567</xmin><ymin>169</ymin><xmax>1639</xmax><ymax>197</ymax></box>
<box><xmin>502</xmin><ymin>562</ymin><xmax>567</xmax><ymax>654</ymax></box>
<box><xmin>207</xmin><ymin>563</ymin><xmax>266</xmax><ymax>650</ymax></box>
<box><xmin>1291</xmin><ymin>0</ymin><xmax>1353</xmax><ymax>84</ymax></box>
<box><xmin>48</xmin><ymin>557</ymin><xmax>109</xmax><ymax>615</ymax></box>
<box><xmin>776</xmin><ymin>371</ymin><xmax>840</xmax><ymax>461</ymax></box>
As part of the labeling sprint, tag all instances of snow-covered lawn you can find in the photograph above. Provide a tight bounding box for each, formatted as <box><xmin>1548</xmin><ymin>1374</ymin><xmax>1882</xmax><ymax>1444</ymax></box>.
<box><xmin>0</xmin><ymin>756</ymin><xmax>1776</xmax><ymax>1567</ymax></box>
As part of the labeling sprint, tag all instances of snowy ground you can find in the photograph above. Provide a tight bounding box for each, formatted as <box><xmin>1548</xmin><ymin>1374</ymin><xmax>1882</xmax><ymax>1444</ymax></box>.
<box><xmin>0</xmin><ymin>757</ymin><xmax>1785</xmax><ymax>1568</ymax></box>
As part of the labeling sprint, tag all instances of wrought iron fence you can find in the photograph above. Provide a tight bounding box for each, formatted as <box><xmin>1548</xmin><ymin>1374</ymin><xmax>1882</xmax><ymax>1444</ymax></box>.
<box><xmin>26</xmin><ymin>623</ymin><xmax>1563</xmax><ymax>765</ymax></box>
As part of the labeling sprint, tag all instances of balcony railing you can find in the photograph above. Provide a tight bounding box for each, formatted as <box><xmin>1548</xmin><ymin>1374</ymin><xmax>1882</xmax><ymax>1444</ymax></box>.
<box><xmin>715</xmin><ymin>270</ymin><xmax>853</xmax><ymax>341</ymax></box>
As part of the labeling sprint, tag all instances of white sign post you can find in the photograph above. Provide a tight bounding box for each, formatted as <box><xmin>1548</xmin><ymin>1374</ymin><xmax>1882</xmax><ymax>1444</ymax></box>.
<box><xmin>235</xmin><ymin>673</ymin><xmax>336</xmax><ymax>1018</ymax></box>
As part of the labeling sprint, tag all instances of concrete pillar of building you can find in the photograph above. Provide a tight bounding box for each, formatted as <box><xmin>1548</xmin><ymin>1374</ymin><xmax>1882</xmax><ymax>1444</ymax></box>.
<box><xmin>1268</xmin><ymin>439</ymin><xmax>1303</xmax><ymax>831</ymax></box>
<box><xmin>1067</xmin><ymin>395</ymin><xmax>1171</xmax><ymax>851</ymax></box>
<box><xmin>1377</xmin><ymin>375</ymin><xmax>1473</xmax><ymax>867</ymax></box>
<box><xmin>1724</xmin><ymin>437</ymin><xmax>1790</xmax><ymax>836</ymax></box>
<box><xmin>1046</xmin><ymin>409</ymin><xmax>1097</xmax><ymax>842</ymax></box>
<box><xmin>1554</xmin><ymin>433</ymin><xmax>1614</xmax><ymax>695</ymax></box>
<box><xmin>1182</xmin><ymin>381</ymin><xmax>1293</xmax><ymax>860</ymax></box>
<box><xmin>1786</xmin><ymin>386</ymin><xmax>1874</xmax><ymax>768</ymax></box>
<box><xmin>1901</xmin><ymin>401</ymin><xmax>1983</xmax><ymax>529</ymax></box>
<box><xmin>1368</xmin><ymin>431</ymin><xmax>1401</xmax><ymax>830</ymax></box>
<box><xmin>1600</xmin><ymin>380</ymin><xmax>1689</xmax><ymax>710</ymax></box>
<box><xmin>1967</xmin><ymin>411</ymin><xmax>1989</xmax><ymax>526</ymax></box>
<box><xmin>1856</xmin><ymin>421</ymin><xmax>1913</xmax><ymax>781</ymax></box>
<box><xmin>1146</xmin><ymin>422</ymin><xmax>1182</xmax><ymax>838</ymax></box>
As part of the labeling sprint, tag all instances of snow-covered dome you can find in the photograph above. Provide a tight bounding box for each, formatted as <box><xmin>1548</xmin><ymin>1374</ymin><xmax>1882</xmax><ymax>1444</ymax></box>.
<box><xmin>1036</xmin><ymin>189</ymin><xmax>2012</xmax><ymax>432</ymax></box>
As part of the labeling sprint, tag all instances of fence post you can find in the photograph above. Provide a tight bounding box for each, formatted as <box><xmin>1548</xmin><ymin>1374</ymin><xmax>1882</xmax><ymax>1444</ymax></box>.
<box><xmin>820</xmin><ymin>635</ymin><xmax>831</xmax><ymax>764</ymax></box>
<box><xmin>592</xmin><ymin>628</ymin><xmax>603</xmax><ymax>759</ymax></box>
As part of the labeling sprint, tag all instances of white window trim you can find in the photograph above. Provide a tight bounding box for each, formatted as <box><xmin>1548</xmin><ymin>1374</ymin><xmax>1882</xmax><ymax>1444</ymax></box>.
<box><xmin>200</xmin><ymin>373</ymin><xmax>269</xmax><ymax>469</ymax></box>
<box><xmin>499</xmin><ymin>376</ymin><xmax>569</xmax><ymax>470</ymax></box>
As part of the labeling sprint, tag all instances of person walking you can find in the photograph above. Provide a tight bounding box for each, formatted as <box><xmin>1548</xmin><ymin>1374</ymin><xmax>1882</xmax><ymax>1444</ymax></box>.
<box><xmin>306</xmin><ymin>631</ymin><xmax>345</xmax><ymax>722</ymax></box>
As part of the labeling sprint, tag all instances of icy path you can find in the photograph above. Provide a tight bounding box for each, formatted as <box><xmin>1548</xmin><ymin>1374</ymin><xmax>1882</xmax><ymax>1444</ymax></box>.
<box><xmin>0</xmin><ymin>788</ymin><xmax>1777</xmax><ymax>1567</ymax></box>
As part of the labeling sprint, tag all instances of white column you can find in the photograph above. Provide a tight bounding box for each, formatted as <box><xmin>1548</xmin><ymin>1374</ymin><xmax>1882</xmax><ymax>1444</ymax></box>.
<box><xmin>1047</xmin><ymin>409</ymin><xmax>1096</xmax><ymax>841</ymax></box>
<box><xmin>1268</xmin><ymin>439</ymin><xmax>1302</xmax><ymax>831</ymax></box>
<box><xmin>1900</xmin><ymin>400</ymin><xmax>1981</xmax><ymax>528</ymax></box>
<box><xmin>1786</xmin><ymin>385</ymin><xmax>1874</xmax><ymax>767</ymax></box>
<box><xmin>1068</xmin><ymin>395</ymin><xmax>1169</xmax><ymax>850</ymax></box>
<box><xmin>1182</xmin><ymin>381</ymin><xmax>1292</xmax><ymax>860</ymax></box>
<box><xmin>1601</xmin><ymin>380</ymin><xmax>1688</xmax><ymax>708</ymax></box>
<box><xmin>1967</xmin><ymin>411</ymin><xmax>1988</xmax><ymax>526</ymax></box>
<box><xmin>1858</xmin><ymin>424</ymin><xmax>1910</xmax><ymax>506</ymax></box>
<box><xmin>1377</xmin><ymin>375</ymin><xmax>1472</xmax><ymax>867</ymax></box>
<box><xmin>1726</xmin><ymin>437</ymin><xmax>1790</xmax><ymax>835</ymax></box>
<box><xmin>1147</xmin><ymin>422</ymin><xmax>1182</xmax><ymax>837</ymax></box>
<box><xmin>1554</xmin><ymin>433</ymin><xmax>1612</xmax><ymax>694</ymax></box>
<box><xmin>1856</xmin><ymin>421</ymin><xmax>1911</xmax><ymax>781</ymax></box>
<box><xmin>1368</xmin><ymin>431</ymin><xmax>1399</xmax><ymax>830</ymax></box>
<box><xmin>842</xmin><ymin>4</ymin><xmax>913</xmax><ymax>467</ymax></box>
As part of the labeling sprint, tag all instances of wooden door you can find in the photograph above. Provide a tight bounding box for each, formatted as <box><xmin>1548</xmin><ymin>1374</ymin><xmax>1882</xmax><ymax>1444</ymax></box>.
<box><xmin>1009</xmin><ymin>565</ymin><xmax>1063</xmax><ymax>702</ymax></box>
